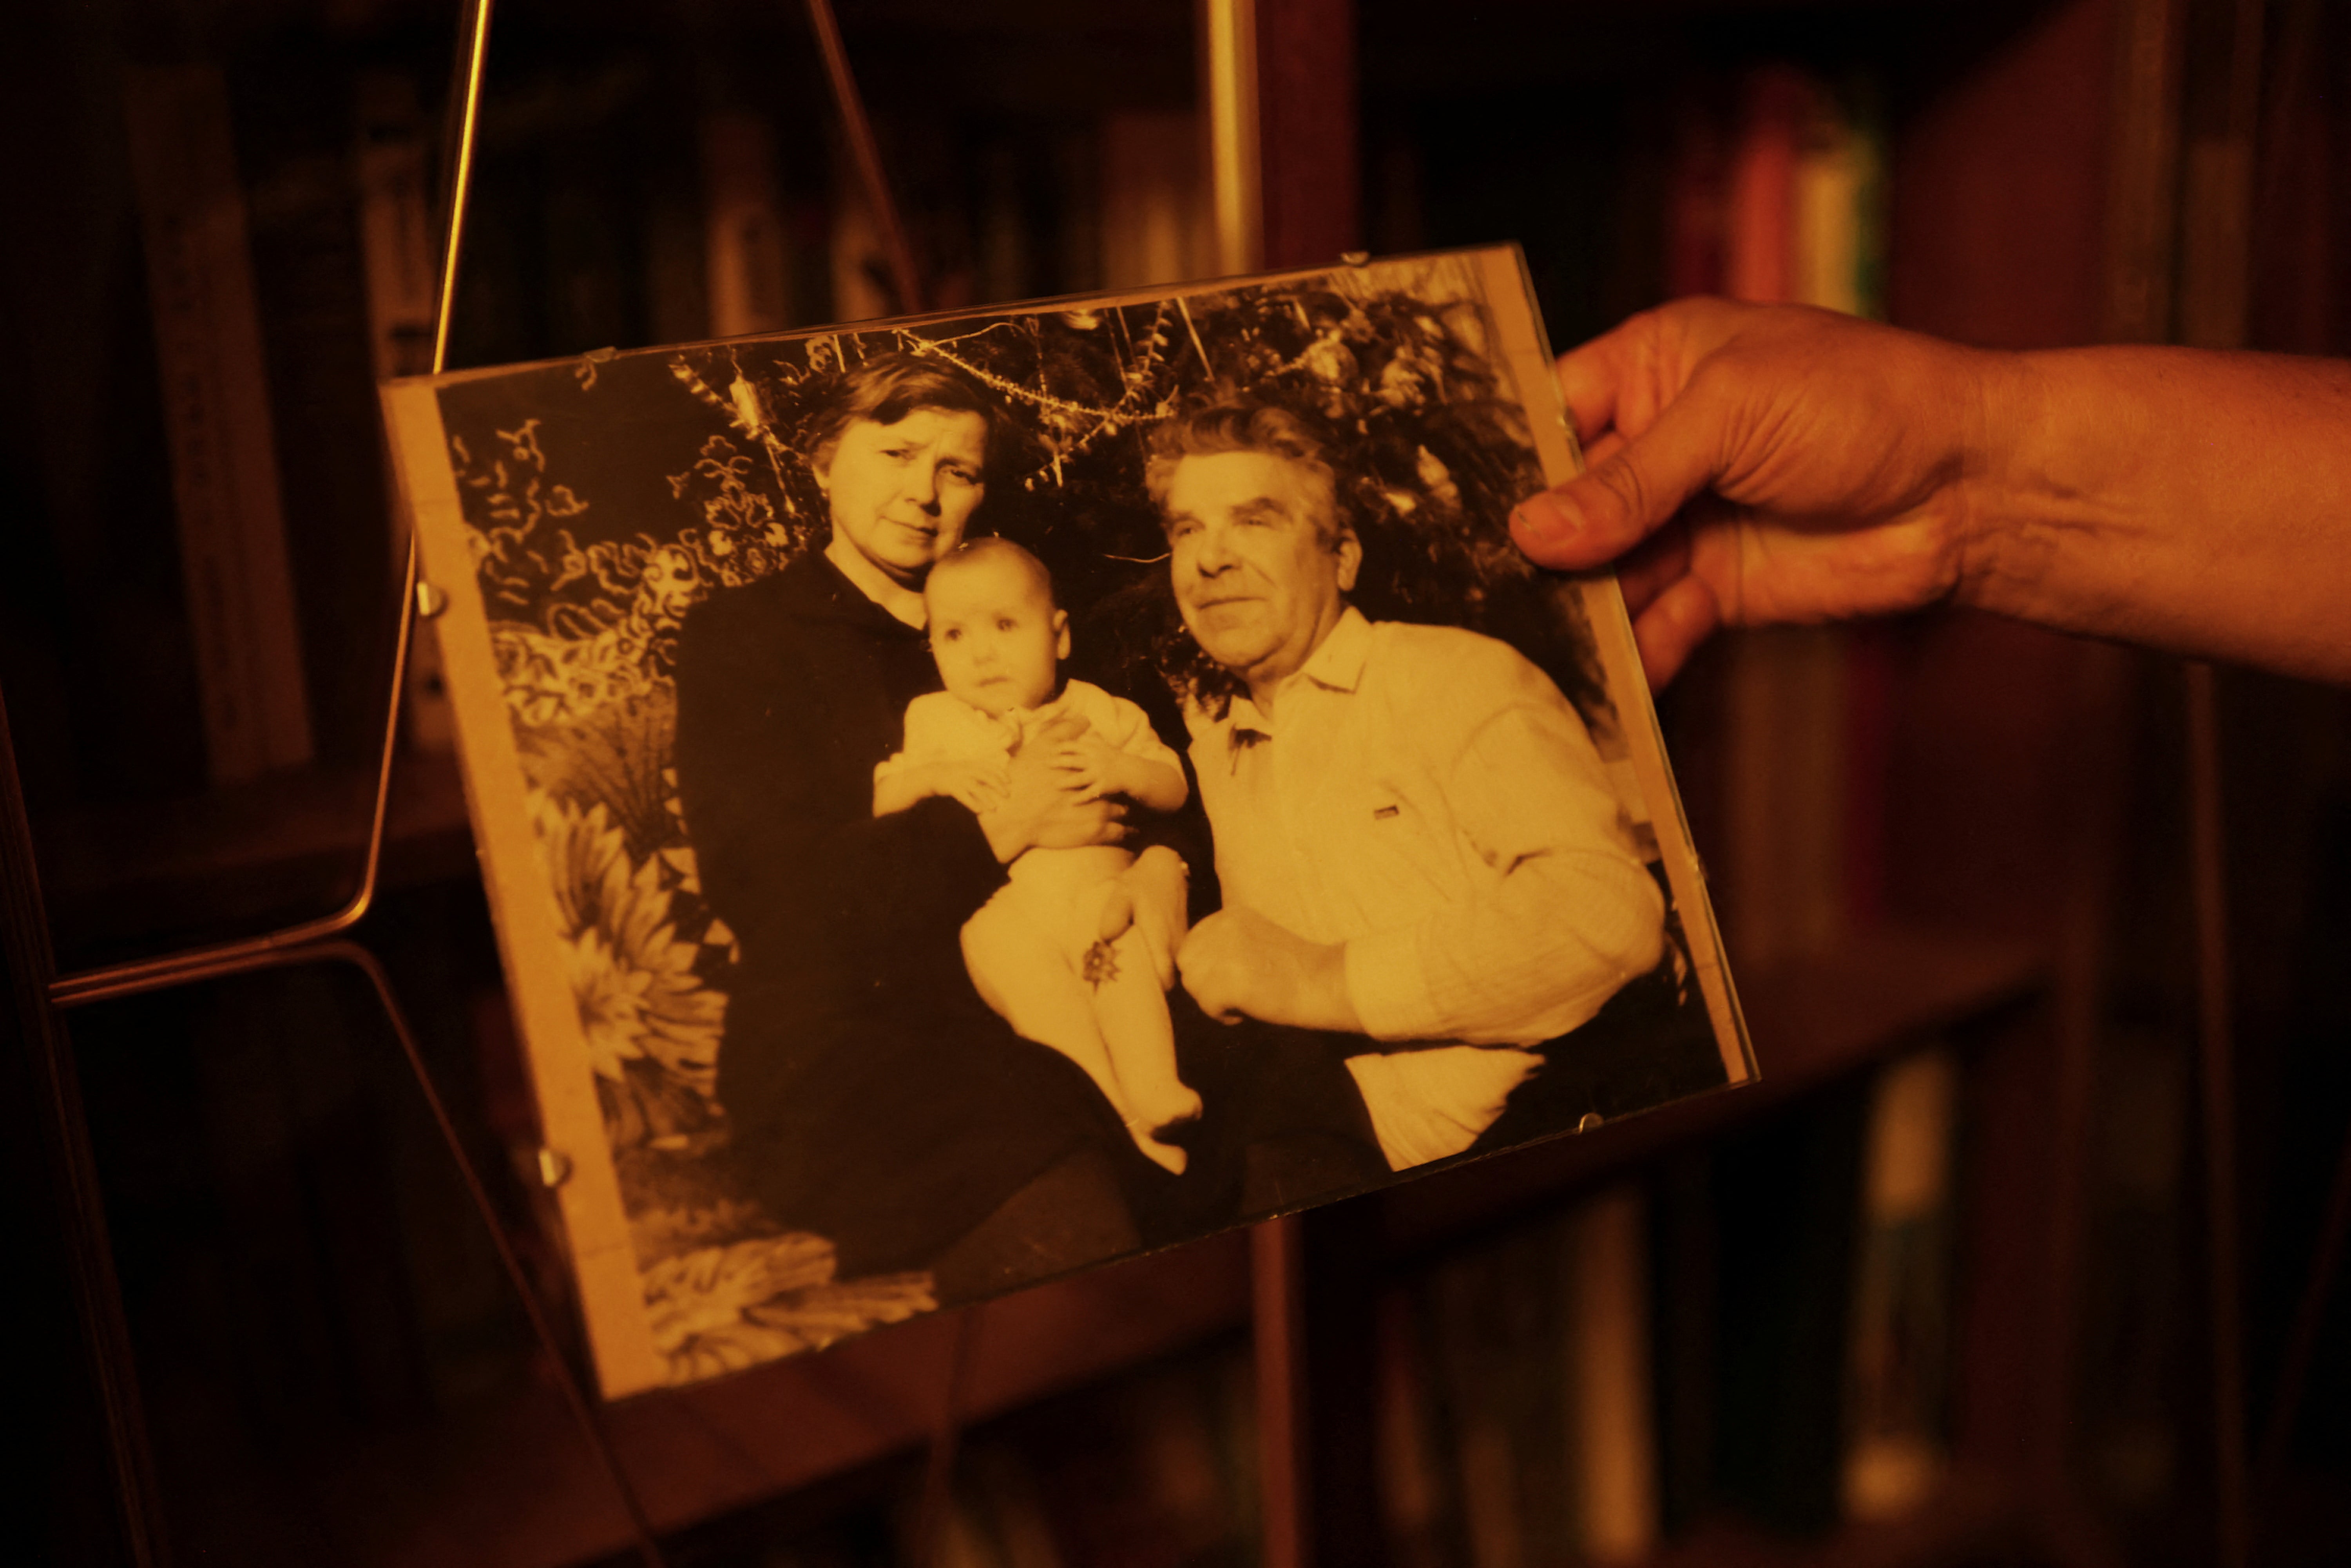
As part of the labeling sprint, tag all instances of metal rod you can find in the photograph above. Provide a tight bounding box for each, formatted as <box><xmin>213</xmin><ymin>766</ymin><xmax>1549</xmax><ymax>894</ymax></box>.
<box><xmin>2185</xmin><ymin>660</ymin><xmax>2249</xmax><ymax>1568</ymax></box>
<box><xmin>0</xmin><ymin>692</ymin><xmax>167</xmax><ymax>1566</ymax></box>
<box><xmin>431</xmin><ymin>0</ymin><xmax>495</xmax><ymax>379</ymax></box>
<box><xmin>47</xmin><ymin>0</ymin><xmax>497</xmax><ymax>1011</ymax></box>
<box><xmin>802</xmin><ymin>0</ymin><xmax>923</xmax><ymax>316</ymax></box>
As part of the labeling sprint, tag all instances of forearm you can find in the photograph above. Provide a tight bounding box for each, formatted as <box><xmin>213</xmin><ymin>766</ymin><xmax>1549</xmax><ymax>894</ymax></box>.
<box><xmin>872</xmin><ymin>766</ymin><xmax>927</xmax><ymax>818</ymax></box>
<box><xmin>1964</xmin><ymin>346</ymin><xmax>2351</xmax><ymax>682</ymax></box>
<box><xmin>1347</xmin><ymin>852</ymin><xmax>1665</xmax><ymax>1045</ymax></box>
<box><xmin>1110</xmin><ymin>756</ymin><xmax>1189</xmax><ymax>813</ymax></box>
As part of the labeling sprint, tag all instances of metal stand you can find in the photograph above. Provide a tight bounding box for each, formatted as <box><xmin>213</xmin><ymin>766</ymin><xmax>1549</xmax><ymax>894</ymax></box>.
<box><xmin>20</xmin><ymin>2</ymin><xmax>673</xmax><ymax>1562</ymax></box>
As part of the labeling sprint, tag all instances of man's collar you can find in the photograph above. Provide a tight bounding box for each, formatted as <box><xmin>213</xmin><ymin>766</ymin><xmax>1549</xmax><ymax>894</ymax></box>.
<box><xmin>1224</xmin><ymin>607</ymin><xmax>1371</xmax><ymax>741</ymax></box>
<box><xmin>1298</xmin><ymin>605</ymin><xmax>1373</xmax><ymax>694</ymax></box>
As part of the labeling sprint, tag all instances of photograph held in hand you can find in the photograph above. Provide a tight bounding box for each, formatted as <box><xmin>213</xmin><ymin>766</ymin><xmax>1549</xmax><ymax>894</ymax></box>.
<box><xmin>381</xmin><ymin>246</ymin><xmax>1750</xmax><ymax>1395</ymax></box>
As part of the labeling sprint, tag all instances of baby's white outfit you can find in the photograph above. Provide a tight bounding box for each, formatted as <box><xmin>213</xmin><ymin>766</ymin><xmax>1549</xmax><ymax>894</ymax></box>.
<box><xmin>878</xmin><ymin>678</ymin><xmax>1183</xmax><ymax>986</ymax></box>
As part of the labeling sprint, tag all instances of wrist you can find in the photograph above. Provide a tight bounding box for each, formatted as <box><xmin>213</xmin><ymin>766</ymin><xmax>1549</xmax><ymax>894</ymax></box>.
<box><xmin>1955</xmin><ymin>346</ymin><xmax>2139</xmax><ymax>628</ymax></box>
<box><xmin>1304</xmin><ymin>940</ymin><xmax>1363</xmax><ymax>1034</ymax></box>
<box><xmin>1945</xmin><ymin>342</ymin><xmax>2039</xmax><ymax>617</ymax></box>
<box><xmin>976</xmin><ymin>803</ymin><xmax>1029</xmax><ymax>863</ymax></box>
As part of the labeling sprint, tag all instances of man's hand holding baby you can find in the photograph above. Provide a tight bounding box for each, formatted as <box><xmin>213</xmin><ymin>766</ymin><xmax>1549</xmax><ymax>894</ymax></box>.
<box><xmin>977</xmin><ymin>711</ymin><xmax>1127</xmax><ymax>863</ymax></box>
<box><xmin>921</xmin><ymin>757</ymin><xmax>1009</xmax><ymax>816</ymax></box>
<box><xmin>1043</xmin><ymin>722</ymin><xmax>1190</xmax><ymax>814</ymax></box>
<box><xmin>1047</xmin><ymin>727</ymin><xmax>1121</xmax><ymax>799</ymax></box>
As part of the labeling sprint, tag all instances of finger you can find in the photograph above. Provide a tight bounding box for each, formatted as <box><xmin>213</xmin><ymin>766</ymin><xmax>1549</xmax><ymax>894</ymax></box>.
<box><xmin>1632</xmin><ymin>573</ymin><xmax>1723</xmax><ymax>690</ymax></box>
<box><xmin>1581</xmin><ymin>429</ymin><xmax>1628</xmax><ymax>470</ymax></box>
<box><xmin>1512</xmin><ymin>383</ymin><xmax>1728</xmax><ymax>572</ymax></box>
<box><xmin>1613</xmin><ymin>519</ymin><xmax>1693</xmax><ymax>619</ymax></box>
<box><xmin>1554</xmin><ymin>315</ymin><xmax>1648</xmax><ymax>444</ymax></box>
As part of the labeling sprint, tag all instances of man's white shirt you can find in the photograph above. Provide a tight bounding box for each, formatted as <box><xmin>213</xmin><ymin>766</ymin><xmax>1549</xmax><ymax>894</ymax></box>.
<box><xmin>1185</xmin><ymin>608</ymin><xmax>1665</xmax><ymax>1170</ymax></box>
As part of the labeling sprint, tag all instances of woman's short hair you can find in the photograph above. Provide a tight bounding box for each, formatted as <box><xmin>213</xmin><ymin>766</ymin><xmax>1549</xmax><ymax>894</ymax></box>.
<box><xmin>1142</xmin><ymin>399</ymin><xmax>1346</xmax><ymax>545</ymax></box>
<box><xmin>807</xmin><ymin>351</ymin><xmax>1003</xmax><ymax>475</ymax></box>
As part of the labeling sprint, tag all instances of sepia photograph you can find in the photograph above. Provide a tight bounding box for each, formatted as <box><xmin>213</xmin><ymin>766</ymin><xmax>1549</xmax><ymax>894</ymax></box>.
<box><xmin>382</xmin><ymin>246</ymin><xmax>1751</xmax><ymax>1396</ymax></box>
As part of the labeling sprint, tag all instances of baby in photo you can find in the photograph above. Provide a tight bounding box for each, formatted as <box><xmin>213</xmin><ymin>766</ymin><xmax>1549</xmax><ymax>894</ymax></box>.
<box><xmin>874</xmin><ymin>538</ymin><xmax>1201</xmax><ymax>1173</ymax></box>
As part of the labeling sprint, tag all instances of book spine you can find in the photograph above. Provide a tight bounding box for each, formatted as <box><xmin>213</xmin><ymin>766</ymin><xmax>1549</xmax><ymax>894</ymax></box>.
<box><xmin>1717</xmin><ymin>68</ymin><xmax>1895</xmax><ymax>972</ymax></box>
<box><xmin>702</xmin><ymin>111</ymin><xmax>794</xmax><ymax>339</ymax></box>
<box><xmin>1665</xmin><ymin>89</ymin><xmax>1727</xmax><ymax>299</ymax></box>
<box><xmin>1099</xmin><ymin>110</ymin><xmax>1211</xmax><ymax>290</ymax></box>
<box><xmin>122</xmin><ymin>63</ymin><xmax>315</xmax><ymax>784</ymax></box>
<box><xmin>1724</xmin><ymin>67</ymin><xmax>1808</xmax><ymax>306</ymax></box>
<box><xmin>354</xmin><ymin>73</ymin><xmax>456</xmax><ymax>753</ymax></box>
<box><xmin>1376</xmin><ymin>1286</ymin><xmax>1451</xmax><ymax>1568</ymax></box>
<box><xmin>1566</xmin><ymin>1184</ymin><xmax>1661</xmax><ymax>1563</ymax></box>
<box><xmin>1842</xmin><ymin>1044</ymin><xmax>1960</xmax><ymax>1519</ymax></box>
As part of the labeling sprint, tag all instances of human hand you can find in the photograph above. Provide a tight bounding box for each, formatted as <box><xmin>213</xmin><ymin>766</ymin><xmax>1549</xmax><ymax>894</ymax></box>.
<box><xmin>1012</xmin><ymin>710</ymin><xmax>1092</xmax><ymax>756</ymax></box>
<box><xmin>979</xmin><ymin>732</ymin><xmax>1125</xmax><ymax>861</ymax></box>
<box><xmin>1511</xmin><ymin>297</ymin><xmax>2001</xmax><ymax>686</ymax></box>
<box><xmin>1050</xmin><ymin>730</ymin><xmax>1126</xmax><ymax>800</ymax></box>
<box><xmin>924</xmin><ymin>757</ymin><xmax>1008</xmax><ymax>816</ymax></box>
<box><xmin>1177</xmin><ymin>907</ymin><xmax>1361</xmax><ymax>1032</ymax></box>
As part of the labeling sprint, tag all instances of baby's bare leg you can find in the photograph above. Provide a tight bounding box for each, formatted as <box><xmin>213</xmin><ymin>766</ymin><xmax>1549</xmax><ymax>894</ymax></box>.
<box><xmin>1087</xmin><ymin>927</ymin><xmax>1201</xmax><ymax>1135</ymax></box>
<box><xmin>1074</xmin><ymin>876</ymin><xmax>1200</xmax><ymax>1138</ymax></box>
<box><xmin>963</xmin><ymin>891</ymin><xmax>1186</xmax><ymax>1175</ymax></box>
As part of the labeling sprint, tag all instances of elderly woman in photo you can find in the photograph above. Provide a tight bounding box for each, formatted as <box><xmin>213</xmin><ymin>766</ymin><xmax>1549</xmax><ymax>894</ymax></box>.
<box><xmin>672</xmin><ymin>353</ymin><xmax>1148</xmax><ymax>1300</ymax></box>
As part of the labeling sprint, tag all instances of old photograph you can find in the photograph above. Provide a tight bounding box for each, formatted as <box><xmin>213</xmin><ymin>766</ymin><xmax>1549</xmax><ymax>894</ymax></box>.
<box><xmin>382</xmin><ymin>246</ymin><xmax>1751</xmax><ymax>1396</ymax></box>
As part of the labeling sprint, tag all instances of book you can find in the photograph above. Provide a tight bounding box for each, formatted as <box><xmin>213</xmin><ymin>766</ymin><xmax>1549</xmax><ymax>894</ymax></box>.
<box><xmin>1099</xmin><ymin>110</ymin><xmax>1211</xmax><ymax>290</ymax></box>
<box><xmin>1842</xmin><ymin>1043</ymin><xmax>1959</xmax><ymax>1519</ymax></box>
<box><xmin>2079</xmin><ymin>1028</ymin><xmax>2190</xmax><ymax>1511</ymax></box>
<box><xmin>353</xmin><ymin>72</ymin><xmax>457</xmax><ymax>753</ymax></box>
<box><xmin>1712</xmin><ymin>67</ymin><xmax>1891</xmax><ymax>971</ymax></box>
<box><xmin>1711</xmin><ymin>1086</ymin><xmax>1868</xmax><ymax>1533</ymax></box>
<box><xmin>122</xmin><ymin>62</ymin><xmax>315</xmax><ymax>785</ymax></box>
<box><xmin>1423</xmin><ymin>1226</ymin><xmax>1572</xmax><ymax>1568</ymax></box>
<box><xmin>1376</xmin><ymin>1285</ymin><xmax>1453</xmax><ymax>1568</ymax></box>
<box><xmin>702</xmin><ymin>111</ymin><xmax>797</xmax><ymax>339</ymax></box>
<box><xmin>1567</xmin><ymin>1184</ymin><xmax>1661</xmax><ymax>1562</ymax></box>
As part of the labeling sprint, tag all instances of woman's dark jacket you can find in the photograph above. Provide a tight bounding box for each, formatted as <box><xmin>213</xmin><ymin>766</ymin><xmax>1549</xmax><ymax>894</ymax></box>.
<box><xmin>672</xmin><ymin>550</ymin><xmax>1117</xmax><ymax>1275</ymax></box>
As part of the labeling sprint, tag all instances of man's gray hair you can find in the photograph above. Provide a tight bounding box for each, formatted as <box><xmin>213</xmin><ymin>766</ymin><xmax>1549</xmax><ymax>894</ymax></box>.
<box><xmin>1144</xmin><ymin>400</ymin><xmax>1348</xmax><ymax>547</ymax></box>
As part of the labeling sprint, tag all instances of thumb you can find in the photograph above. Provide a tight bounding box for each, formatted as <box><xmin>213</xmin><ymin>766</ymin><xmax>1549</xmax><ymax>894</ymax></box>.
<box><xmin>1512</xmin><ymin>389</ymin><xmax>1726</xmax><ymax>571</ymax></box>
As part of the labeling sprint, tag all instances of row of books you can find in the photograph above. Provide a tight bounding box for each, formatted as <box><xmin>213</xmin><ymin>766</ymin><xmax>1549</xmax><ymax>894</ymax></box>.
<box><xmin>1374</xmin><ymin>1042</ymin><xmax>1960</xmax><ymax>1568</ymax></box>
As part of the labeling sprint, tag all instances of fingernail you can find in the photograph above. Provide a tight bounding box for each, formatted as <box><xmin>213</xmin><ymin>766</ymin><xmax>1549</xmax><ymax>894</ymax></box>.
<box><xmin>1511</xmin><ymin>492</ymin><xmax>1579</xmax><ymax>543</ymax></box>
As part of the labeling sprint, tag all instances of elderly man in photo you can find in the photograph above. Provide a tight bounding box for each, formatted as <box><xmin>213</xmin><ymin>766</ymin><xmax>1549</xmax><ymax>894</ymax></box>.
<box><xmin>1158</xmin><ymin>401</ymin><xmax>1668</xmax><ymax>1173</ymax></box>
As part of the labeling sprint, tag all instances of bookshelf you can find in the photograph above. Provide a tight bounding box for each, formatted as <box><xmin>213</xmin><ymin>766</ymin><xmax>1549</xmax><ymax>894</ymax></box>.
<box><xmin>6</xmin><ymin>0</ymin><xmax>2348</xmax><ymax>1565</ymax></box>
